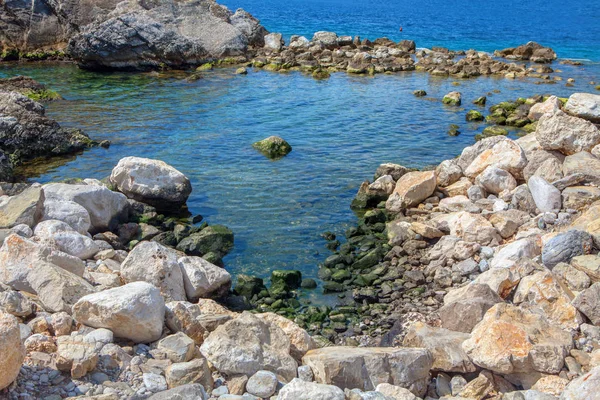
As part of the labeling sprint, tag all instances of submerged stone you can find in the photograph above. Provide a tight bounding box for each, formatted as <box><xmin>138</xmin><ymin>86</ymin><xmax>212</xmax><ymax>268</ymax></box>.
<box><xmin>252</xmin><ymin>136</ymin><xmax>292</xmax><ymax>159</ymax></box>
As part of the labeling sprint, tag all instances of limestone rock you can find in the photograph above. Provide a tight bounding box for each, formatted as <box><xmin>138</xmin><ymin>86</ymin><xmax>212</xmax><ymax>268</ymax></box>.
<box><xmin>475</xmin><ymin>166</ymin><xmax>517</xmax><ymax>195</ymax></box>
<box><xmin>56</xmin><ymin>335</ymin><xmax>98</xmax><ymax>379</ymax></box>
<box><xmin>447</xmin><ymin>211</ymin><xmax>501</xmax><ymax>245</ymax></box>
<box><xmin>560</xmin><ymin>365</ymin><xmax>600</xmax><ymax>399</ymax></box>
<box><xmin>179</xmin><ymin>256</ymin><xmax>231</xmax><ymax>300</ymax></box>
<box><xmin>375</xmin><ymin>383</ymin><xmax>417</xmax><ymax>400</ymax></box>
<box><xmin>200</xmin><ymin>311</ymin><xmax>297</xmax><ymax>381</ymax></box>
<box><xmin>278</xmin><ymin>378</ymin><xmax>345</xmax><ymax>400</ymax></box>
<box><xmin>458</xmin><ymin>136</ymin><xmax>508</xmax><ymax>172</ymax></box>
<box><xmin>121</xmin><ymin>241</ymin><xmax>186</xmax><ymax>302</ymax></box>
<box><xmin>572</xmin><ymin>283</ymin><xmax>600</xmax><ymax>326</ymax></box>
<box><xmin>562</xmin><ymin>151</ymin><xmax>600</xmax><ymax>185</ymax></box>
<box><xmin>43</xmin><ymin>183</ymin><xmax>129</xmax><ymax>232</ymax></box>
<box><xmin>552</xmin><ymin>262</ymin><xmax>591</xmax><ymax>291</ymax></box>
<box><xmin>246</xmin><ymin>370</ymin><xmax>278</xmax><ymax>398</ymax></box>
<box><xmin>436</xmin><ymin>159</ymin><xmax>462</xmax><ymax>187</ymax></box>
<box><xmin>462</xmin><ymin>303</ymin><xmax>573</xmax><ymax>374</ymax></box>
<box><xmin>571</xmin><ymin>255</ymin><xmax>600</xmax><ymax>282</ymax></box>
<box><xmin>255</xmin><ymin>312</ymin><xmax>315</xmax><ymax>360</ymax></box>
<box><xmin>35</xmin><ymin>220</ymin><xmax>100</xmax><ymax>260</ymax></box>
<box><xmin>542</xmin><ymin>230</ymin><xmax>593</xmax><ymax>268</ymax></box>
<box><xmin>564</xmin><ymin>93</ymin><xmax>600</xmax><ymax>123</ymax></box>
<box><xmin>147</xmin><ymin>383</ymin><xmax>208</xmax><ymax>400</ymax></box>
<box><xmin>403</xmin><ymin>322</ymin><xmax>475</xmax><ymax>373</ymax></box>
<box><xmin>0</xmin><ymin>185</ymin><xmax>44</xmax><ymax>228</ymax></box>
<box><xmin>264</xmin><ymin>33</ymin><xmax>284</xmax><ymax>52</ymax></box>
<box><xmin>302</xmin><ymin>346</ymin><xmax>433</xmax><ymax>396</ymax></box>
<box><xmin>165</xmin><ymin>358</ymin><xmax>213</xmax><ymax>391</ymax></box>
<box><xmin>535</xmin><ymin>111</ymin><xmax>600</xmax><ymax>155</ymax></box>
<box><xmin>41</xmin><ymin>199</ymin><xmax>91</xmax><ymax>234</ymax></box>
<box><xmin>562</xmin><ymin>186</ymin><xmax>600</xmax><ymax>211</ymax></box>
<box><xmin>110</xmin><ymin>157</ymin><xmax>192</xmax><ymax>208</ymax></box>
<box><xmin>528</xmin><ymin>176</ymin><xmax>562</xmax><ymax>212</ymax></box>
<box><xmin>156</xmin><ymin>332</ymin><xmax>196</xmax><ymax>363</ymax></box>
<box><xmin>165</xmin><ymin>301</ymin><xmax>210</xmax><ymax>345</ymax></box>
<box><xmin>511</xmin><ymin>184</ymin><xmax>538</xmax><ymax>214</ymax></box>
<box><xmin>464</xmin><ymin>139</ymin><xmax>527</xmax><ymax>180</ymax></box>
<box><xmin>442</xmin><ymin>91</ymin><xmax>461</xmax><ymax>106</ymax></box>
<box><xmin>528</xmin><ymin>96</ymin><xmax>562</xmax><ymax>121</ymax></box>
<box><xmin>385</xmin><ymin>171</ymin><xmax>436</xmax><ymax>212</ymax></box>
<box><xmin>439</xmin><ymin>283</ymin><xmax>503</xmax><ymax>333</ymax></box>
<box><xmin>0</xmin><ymin>312</ymin><xmax>25</xmax><ymax>390</ymax></box>
<box><xmin>72</xmin><ymin>281</ymin><xmax>165</xmax><ymax>343</ymax></box>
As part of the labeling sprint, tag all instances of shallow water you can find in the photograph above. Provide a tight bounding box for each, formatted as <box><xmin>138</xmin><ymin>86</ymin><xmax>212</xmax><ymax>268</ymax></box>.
<box><xmin>2</xmin><ymin>61</ymin><xmax>599</xmax><ymax>291</ymax></box>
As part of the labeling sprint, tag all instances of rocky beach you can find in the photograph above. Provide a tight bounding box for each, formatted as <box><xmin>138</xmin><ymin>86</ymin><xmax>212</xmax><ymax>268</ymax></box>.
<box><xmin>2</xmin><ymin>0</ymin><xmax>600</xmax><ymax>399</ymax></box>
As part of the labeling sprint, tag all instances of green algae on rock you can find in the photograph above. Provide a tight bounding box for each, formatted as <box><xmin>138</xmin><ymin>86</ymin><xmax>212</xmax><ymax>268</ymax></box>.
<box><xmin>466</xmin><ymin>110</ymin><xmax>484</xmax><ymax>121</ymax></box>
<box><xmin>252</xmin><ymin>136</ymin><xmax>292</xmax><ymax>159</ymax></box>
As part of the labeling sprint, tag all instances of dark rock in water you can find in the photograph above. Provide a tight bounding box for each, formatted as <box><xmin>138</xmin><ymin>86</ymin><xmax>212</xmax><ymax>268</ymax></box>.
<box><xmin>234</xmin><ymin>274</ymin><xmax>266</xmax><ymax>299</ymax></box>
<box><xmin>494</xmin><ymin>41</ymin><xmax>557</xmax><ymax>63</ymax></box>
<box><xmin>0</xmin><ymin>90</ymin><xmax>95</xmax><ymax>167</ymax></box>
<box><xmin>447</xmin><ymin>124</ymin><xmax>460</xmax><ymax>136</ymax></box>
<box><xmin>176</xmin><ymin>224</ymin><xmax>234</xmax><ymax>257</ymax></box>
<box><xmin>475</xmin><ymin>126</ymin><xmax>508</xmax><ymax>141</ymax></box>
<box><xmin>466</xmin><ymin>110</ymin><xmax>484</xmax><ymax>121</ymax></box>
<box><xmin>323</xmin><ymin>281</ymin><xmax>345</xmax><ymax>293</ymax></box>
<box><xmin>252</xmin><ymin>136</ymin><xmax>292</xmax><ymax>159</ymax></box>
<box><xmin>413</xmin><ymin>90</ymin><xmax>427</xmax><ymax>97</ymax></box>
<box><xmin>301</xmin><ymin>278</ymin><xmax>317</xmax><ymax>289</ymax></box>
<box><xmin>542</xmin><ymin>230</ymin><xmax>593</xmax><ymax>268</ymax></box>
<box><xmin>270</xmin><ymin>270</ymin><xmax>302</xmax><ymax>294</ymax></box>
<box><xmin>0</xmin><ymin>151</ymin><xmax>14</xmax><ymax>182</ymax></box>
<box><xmin>473</xmin><ymin>96</ymin><xmax>487</xmax><ymax>106</ymax></box>
<box><xmin>67</xmin><ymin>0</ymin><xmax>267</xmax><ymax>70</ymax></box>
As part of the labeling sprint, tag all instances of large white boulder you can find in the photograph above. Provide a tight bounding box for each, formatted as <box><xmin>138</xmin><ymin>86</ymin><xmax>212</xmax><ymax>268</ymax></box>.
<box><xmin>0</xmin><ymin>312</ymin><xmax>25</xmax><ymax>390</ymax></box>
<box><xmin>385</xmin><ymin>171</ymin><xmax>436</xmax><ymax>212</ymax></box>
<box><xmin>200</xmin><ymin>311</ymin><xmax>298</xmax><ymax>382</ymax></box>
<box><xmin>464</xmin><ymin>139</ymin><xmax>527</xmax><ymax>180</ymax></box>
<box><xmin>564</xmin><ymin>93</ymin><xmax>600</xmax><ymax>123</ymax></box>
<box><xmin>278</xmin><ymin>378</ymin><xmax>345</xmax><ymax>400</ymax></box>
<box><xmin>528</xmin><ymin>176</ymin><xmax>562</xmax><ymax>212</ymax></box>
<box><xmin>110</xmin><ymin>157</ymin><xmax>192</xmax><ymax>208</ymax></box>
<box><xmin>41</xmin><ymin>199</ymin><xmax>91</xmax><ymax>234</ymax></box>
<box><xmin>121</xmin><ymin>241</ymin><xmax>186</xmax><ymax>302</ymax></box>
<box><xmin>528</xmin><ymin>96</ymin><xmax>562</xmax><ymax>120</ymax></box>
<box><xmin>43</xmin><ymin>183</ymin><xmax>129</xmax><ymax>232</ymax></box>
<box><xmin>475</xmin><ymin>166</ymin><xmax>517</xmax><ymax>195</ymax></box>
<box><xmin>255</xmin><ymin>312</ymin><xmax>316</xmax><ymax>361</ymax></box>
<box><xmin>34</xmin><ymin>220</ymin><xmax>99</xmax><ymax>260</ymax></box>
<box><xmin>72</xmin><ymin>282</ymin><xmax>165</xmax><ymax>343</ymax></box>
<box><xmin>179</xmin><ymin>256</ymin><xmax>231</xmax><ymax>300</ymax></box>
<box><xmin>535</xmin><ymin>110</ymin><xmax>600</xmax><ymax>155</ymax></box>
<box><xmin>561</xmin><ymin>365</ymin><xmax>600</xmax><ymax>399</ymax></box>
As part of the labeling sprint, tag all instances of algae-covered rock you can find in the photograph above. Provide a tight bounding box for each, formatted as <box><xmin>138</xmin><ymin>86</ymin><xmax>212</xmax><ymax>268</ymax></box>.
<box><xmin>442</xmin><ymin>91</ymin><xmax>462</xmax><ymax>106</ymax></box>
<box><xmin>473</xmin><ymin>96</ymin><xmax>486</xmax><ymax>106</ymax></box>
<box><xmin>413</xmin><ymin>90</ymin><xmax>427</xmax><ymax>97</ymax></box>
<box><xmin>252</xmin><ymin>136</ymin><xmax>292</xmax><ymax>159</ymax></box>
<box><xmin>176</xmin><ymin>225</ymin><xmax>234</xmax><ymax>259</ymax></box>
<box><xmin>466</xmin><ymin>110</ymin><xmax>484</xmax><ymax>121</ymax></box>
<box><xmin>475</xmin><ymin>126</ymin><xmax>508</xmax><ymax>141</ymax></box>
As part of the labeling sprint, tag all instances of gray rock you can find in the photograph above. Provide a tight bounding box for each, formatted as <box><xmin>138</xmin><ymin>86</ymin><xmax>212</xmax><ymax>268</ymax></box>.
<box><xmin>246</xmin><ymin>370</ymin><xmax>278</xmax><ymax>398</ymax></box>
<box><xmin>475</xmin><ymin>166</ymin><xmax>517</xmax><ymax>195</ymax></box>
<box><xmin>278</xmin><ymin>378</ymin><xmax>345</xmax><ymax>400</ymax></box>
<box><xmin>542</xmin><ymin>230</ymin><xmax>593</xmax><ymax>268</ymax></box>
<box><xmin>535</xmin><ymin>110</ymin><xmax>600</xmax><ymax>155</ymax></box>
<box><xmin>560</xmin><ymin>365</ymin><xmax>600</xmax><ymax>399</ymax></box>
<box><xmin>562</xmin><ymin>151</ymin><xmax>600</xmax><ymax>185</ymax></box>
<box><xmin>573</xmin><ymin>283</ymin><xmax>600</xmax><ymax>325</ymax></box>
<box><xmin>147</xmin><ymin>383</ymin><xmax>208</xmax><ymax>399</ymax></box>
<box><xmin>439</xmin><ymin>283</ymin><xmax>503</xmax><ymax>333</ymax></box>
<box><xmin>511</xmin><ymin>184</ymin><xmax>537</xmax><ymax>214</ymax></box>
<box><xmin>528</xmin><ymin>176</ymin><xmax>562</xmax><ymax>212</ymax></box>
<box><xmin>0</xmin><ymin>185</ymin><xmax>44</xmax><ymax>229</ymax></box>
<box><xmin>564</xmin><ymin>93</ymin><xmax>600</xmax><ymax>123</ymax></box>
<box><xmin>179</xmin><ymin>255</ymin><xmax>232</xmax><ymax>300</ymax></box>
<box><xmin>264</xmin><ymin>33</ymin><xmax>284</xmax><ymax>52</ymax></box>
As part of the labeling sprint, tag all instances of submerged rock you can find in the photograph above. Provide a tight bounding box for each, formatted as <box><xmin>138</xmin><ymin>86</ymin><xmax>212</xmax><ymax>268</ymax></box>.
<box><xmin>252</xmin><ymin>136</ymin><xmax>292</xmax><ymax>159</ymax></box>
<box><xmin>442</xmin><ymin>91</ymin><xmax>461</xmax><ymax>106</ymax></box>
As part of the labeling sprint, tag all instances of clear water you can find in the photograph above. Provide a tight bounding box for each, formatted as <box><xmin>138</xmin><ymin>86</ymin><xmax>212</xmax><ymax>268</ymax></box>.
<box><xmin>1</xmin><ymin>0</ymin><xmax>599</xmax><ymax>287</ymax></box>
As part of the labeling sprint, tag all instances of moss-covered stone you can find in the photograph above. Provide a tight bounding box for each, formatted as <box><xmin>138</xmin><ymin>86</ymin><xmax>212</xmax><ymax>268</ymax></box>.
<box><xmin>271</xmin><ymin>270</ymin><xmax>302</xmax><ymax>290</ymax></box>
<box><xmin>196</xmin><ymin>63</ymin><xmax>214</xmax><ymax>71</ymax></box>
<box><xmin>350</xmin><ymin>248</ymin><xmax>383</xmax><ymax>270</ymax></box>
<box><xmin>522</xmin><ymin>121</ymin><xmax>538</xmax><ymax>133</ymax></box>
<box><xmin>448</xmin><ymin>124</ymin><xmax>460</xmax><ymax>136</ymax></box>
<box><xmin>22</xmin><ymin>88</ymin><xmax>62</xmax><ymax>102</ymax></box>
<box><xmin>312</xmin><ymin>69</ymin><xmax>330</xmax><ymax>80</ymax></box>
<box><xmin>466</xmin><ymin>110</ymin><xmax>484</xmax><ymax>121</ymax></box>
<box><xmin>490</xmin><ymin>101</ymin><xmax>518</xmax><ymax>113</ymax></box>
<box><xmin>323</xmin><ymin>281</ymin><xmax>345</xmax><ymax>293</ymax></box>
<box><xmin>235</xmin><ymin>67</ymin><xmax>248</xmax><ymax>75</ymax></box>
<box><xmin>475</xmin><ymin>126</ymin><xmax>509</xmax><ymax>141</ymax></box>
<box><xmin>235</xmin><ymin>274</ymin><xmax>266</xmax><ymax>299</ymax></box>
<box><xmin>176</xmin><ymin>224</ymin><xmax>234</xmax><ymax>257</ymax></box>
<box><xmin>442</xmin><ymin>92</ymin><xmax>461</xmax><ymax>106</ymax></box>
<box><xmin>473</xmin><ymin>96</ymin><xmax>486</xmax><ymax>106</ymax></box>
<box><xmin>301</xmin><ymin>278</ymin><xmax>317</xmax><ymax>289</ymax></box>
<box><xmin>252</xmin><ymin>136</ymin><xmax>292</xmax><ymax>159</ymax></box>
<box><xmin>331</xmin><ymin>269</ymin><xmax>352</xmax><ymax>282</ymax></box>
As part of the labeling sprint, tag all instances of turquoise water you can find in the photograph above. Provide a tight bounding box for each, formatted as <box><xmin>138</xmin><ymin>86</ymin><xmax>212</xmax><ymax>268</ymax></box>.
<box><xmin>222</xmin><ymin>0</ymin><xmax>600</xmax><ymax>61</ymax></box>
<box><xmin>2</xmin><ymin>62</ymin><xmax>598</xmax><ymax>285</ymax></box>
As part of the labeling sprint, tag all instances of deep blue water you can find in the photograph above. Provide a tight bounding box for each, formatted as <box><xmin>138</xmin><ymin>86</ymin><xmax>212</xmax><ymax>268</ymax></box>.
<box><xmin>1</xmin><ymin>0</ymin><xmax>599</xmax><ymax>290</ymax></box>
<box><xmin>223</xmin><ymin>0</ymin><xmax>600</xmax><ymax>61</ymax></box>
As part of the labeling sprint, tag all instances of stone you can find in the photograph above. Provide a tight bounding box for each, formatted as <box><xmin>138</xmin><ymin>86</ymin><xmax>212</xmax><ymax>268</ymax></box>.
<box><xmin>439</xmin><ymin>195</ymin><xmax>481</xmax><ymax>213</ymax></box>
<box><xmin>85</xmin><ymin>328</ymin><xmax>114</xmax><ymax>345</ymax></box>
<box><xmin>562</xmin><ymin>151</ymin><xmax>600</xmax><ymax>185</ymax></box>
<box><xmin>513</xmin><ymin>270</ymin><xmax>583</xmax><ymax>330</ymax></box>
<box><xmin>464</xmin><ymin>139</ymin><xmax>527</xmax><ymax>180</ymax></box>
<box><xmin>72</xmin><ymin>281</ymin><xmax>165</xmax><ymax>343</ymax></box>
<box><xmin>176</xmin><ymin>225</ymin><xmax>234</xmax><ymax>259</ymax></box>
<box><xmin>374</xmin><ymin>163</ymin><xmax>409</xmax><ymax>181</ymax></box>
<box><xmin>571</xmin><ymin>255</ymin><xmax>600</xmax><ymax>281</ymax></box>
<box><xmin>165</xmin><ymin>358</ymin><xmax>213</xmax><ymax>390</ymax></box>
<box><xmin>375</xmin><ymin>383</ymin><xmax>417</xmax><ymax>400</ymax></box>
<box><xmin>439</xmin><ymin>283</ymin><xmax>503</xmax><ymax>333</ymax></box>
<box><xmin>157</xmin><ymin>332</ymin><xmax>196</xmax><ymax>363</ymax></box>
<box><xmin>147</xmin><ymin>384</ymin><xmax>207</xmax><ymax>400</ymax></box>
<box><xmin>563</xmin><ymin>186</ymin><xmax>600</xmax><ymax>210</ymax></box>
<box><xmin>531</xmin><ymin>375</ymin><xmax>569</xmax><ymax>397</ymax></box>
<box><xmin>561</xmin><ymin>365</ymin><xmax>600</xmax><ymax>399</ymax></box>
<box><xmin>528</xmin><ymin>95</ymin><xmax>562</xmax><ymax>120</ymax></box>
<box><xmin>436</xmin><ymin>159</ymin><xmax>462</xmax><ymax>187</ymax></box>
<box><xmin>523</xmin><ymin>149</ymin><xmax>563</xmax><ymax>181</ymax></box>
<box><xmin>475</xmin><ymin>166</ymin><xmax>517</xmax><ymax>195</ymax></box>
<box><xmin>410</xmin><ymin>222</ymin><xmax>444</xmax><ymax>239</ymax></box>
<box><xmin>535</xmin><ymin>111</ymin><xmax>600</xmax><ymax>155</ymax></box>
<box><xmin>473</xmin><ymin>268</ymin><xmax>521</xmax><ymax>298</ymax></box>
<box><xmin>442</xmin><ymin>91</ymin><xmax>461</xmax><ymax>106</ymax></box>
<box><xmin>447</xmin><ymin>211</ymin><xmax>501</xmax><ymax>245</ymax></box>
<box><xmin>43</xmin><ymin>183</ymin><xmax>129</xmax><ymax>232</ymax></box>
<box><xmin>462</xmin><ymin>303</ymin><xmax>573</xmax><ymax>374</ymax></box>
<box><xmin>143</xmin><ymin>372</ymin><xmax>168</xmax><ymax>392</ymax></box>
<box><xmin>56</xmin><ymin>335</ymin><xmax>99</xmax><ymax>379</ymax></box>
<box><xmin>227</xmin><ymin>374</ymin><xmax>249</xmax><ymax>394</ymax></box>
<box><xmin>278</xmin><ymin>378</ymin><xmax>345</xmax><ymax>400</ymax></box>
<box><xmin>302</xmin><ymin>346</ymin><xmax>433</xmax><ymax>396</ymax></box>
<box><xmin>0</xmin><ymin>312</ymin><xmax>25</xmax><ymax>390</ymax></box>
<box><xmin>368</xmin><ymin>175</ymin><xmax>396</xmax><ymax>197</ymax></box>
<box><xmin>252</xmin><ymin>136</ymin><xmax>292</xmax><ymax>159</ymax></box>
<box><xmin>0</xmin><ymin>234</ymin><xmax>94</xmax><ymax>312</ymax></box>
<box><xmin>200</xmin><ymin>311</ymin><xmax>297</xmax><ymax>381</ymax></box>
<box><xmin>246</xmin><ymin>370</ymin><xmax>278</xmax><ymax>398</ymax></box>
<box><xmin>255</xmin><ymin>312</ymin><xmax>315</xmax><ymax>360</ymax></box>
<box><xmin>110</xmin><ymin>157</ymin><xmax>192</xmax><ymax>208</ymax></box>
<box><xmin>298</xmin><ymin>365</ymin><xmax>313</xmax><ymax>382</ymax></box>
<box><xmin>446</xmin><ymin>177</ymin><xmax>473</xmax><ymax>197</ymax></box>
<box><xmin>0</xmin><ymin>185</ymin><xmax>44</xmax><ymax>228</ymax></box>
<box><xmin>542</xmin><ymin>230</ymin><xmax>593</xmax><ymax>268</ymax></box>
<box><xmin>0</xmin><ymin>289</ymin><xmax>34</xmax><ymax>317</ymax></box>
<box><xmin>41</xmin><ymin>199</ymin><xmax>91</xmax><ymax>234</ymax></box>
<box><xmin>489</xmin><ymin>210</ymin><xmax>530</xmax><ymax>239</ymax></box>
<box><xmin>572</xmin><ymin>283</ymin><xmax>600</xmax><ymax>325</ymax></box>
<box><xmin>179</xmin><ymin>256</ymin><xmax>231</xmax><ymax>300</ymax></box>
<box><xmin>34</xmin><ymin>220</ymin><xmax>100</xmax><ymax>260</ymax></box>
<box><xmin>552</xmin><ymin>263</ymin><xmax>591</xmax><ymax>291</ymax></box>
<box><xmin>264</xmin><ymin>33</ymin><xmax>283</xmax><ymax>51</ymax></box>
<box><xmin>385</xmin><ymin>171</ymin><xmax>436</xmax><ymax>212</ymax></box>
<box><xmin>528</xmin><ymin>176</ymin><xmax>562</xmax><ymax>212</ymax></box>
<box><xmin>511</xmin><ymin>184</ymin><xmax>538</xmax><ymax>214</ymax></box>
<box><xmin>458</xmin><ymin>136</ymin><xmax>508</xmax><ymax>171</ymax></box>
<box><xmin>564</xmin><ymin>93</ymin><xmax>600</xmax><ymax>123</ymax></box>
<box><xmin>534</xmin><ymin>157</ymin><xmax>564</xmax><ymax>183</ymax></box>
<box><xmin>165</xmin><ymin>301</ymin><xmax>210</xmax><ymax>345</ymax></box>
<box><xmin>403</xmin><ymin>322</ymin><xmax>475</xmax><ymax>373</ymax></box>
<box><xmin>121</xmin><ymin>241</ymin><xmax>186</xmax><ymax>302</ymax></box>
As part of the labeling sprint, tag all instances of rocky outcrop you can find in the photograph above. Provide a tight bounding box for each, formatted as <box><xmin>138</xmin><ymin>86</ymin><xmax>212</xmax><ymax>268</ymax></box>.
<box><xmin>494</xmin><ymin>41</ymin><xmax>557</xmax><ymax>63</ymax></box>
